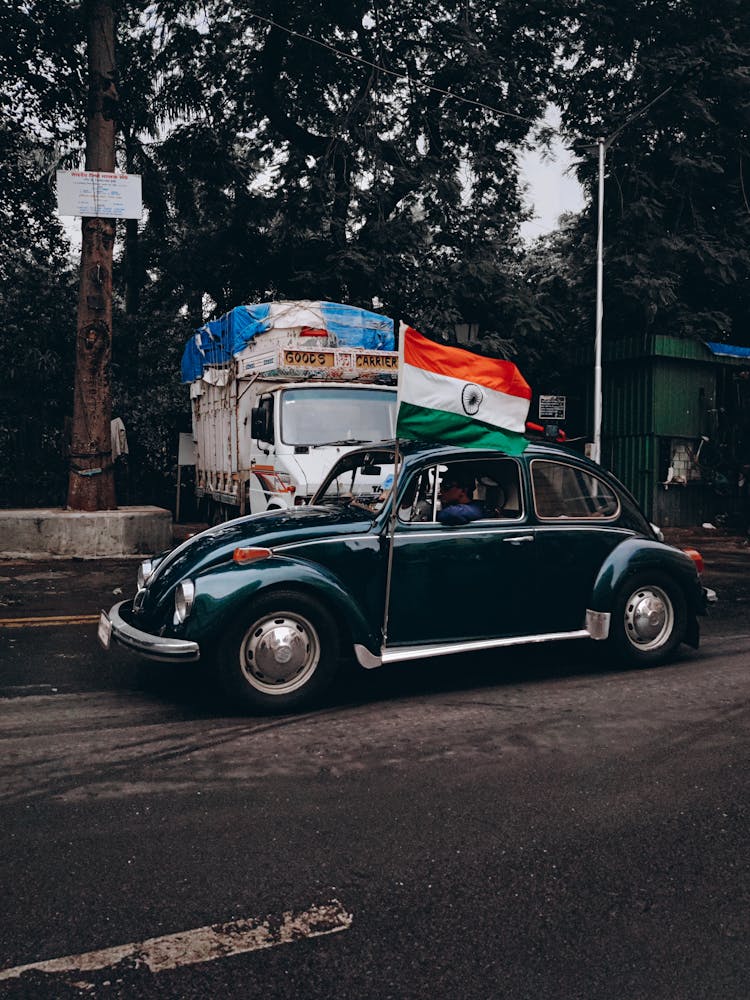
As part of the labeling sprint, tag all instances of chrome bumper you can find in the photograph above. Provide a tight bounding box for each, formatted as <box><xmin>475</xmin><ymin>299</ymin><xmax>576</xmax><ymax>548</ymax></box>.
<box><xmin>703</xmin><ymin>587</ymin><xmax>718</xmax><ymax>607</ymax></box>
<box><xmin>99</xmin><ymin>601</ymin><xmax>201</xmax><ymax>663</ymax></box>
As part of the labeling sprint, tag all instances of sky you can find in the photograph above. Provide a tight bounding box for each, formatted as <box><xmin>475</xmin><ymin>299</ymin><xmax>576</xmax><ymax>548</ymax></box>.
<box><xmin>519</xmin><ymin>123</ymin><xmax>587</xmax><ymax>242</ymax></box>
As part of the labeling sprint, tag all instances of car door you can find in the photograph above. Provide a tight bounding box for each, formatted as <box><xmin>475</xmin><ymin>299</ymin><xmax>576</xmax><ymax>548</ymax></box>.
<box><xmin>385</xmin><ymin>459</ymin><xmax>539</xmax><ymax>645</ymax></box>
<box><xmin>529</xmin><ymin>458</ymin><xmax>631</xmax><ymax>632</ymax></box>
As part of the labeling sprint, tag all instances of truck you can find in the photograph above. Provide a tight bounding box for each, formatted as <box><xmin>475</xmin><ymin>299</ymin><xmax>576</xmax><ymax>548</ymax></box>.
<box><xmin>181</xmin><ymin>300</ymin><xmax>399</xmax><ymax>521</ymax></box>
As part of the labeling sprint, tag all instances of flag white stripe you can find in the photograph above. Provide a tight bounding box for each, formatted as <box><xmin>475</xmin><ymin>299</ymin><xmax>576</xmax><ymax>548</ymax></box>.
<box><xmin>399</xmin><ymin>362</ymin><xmax>529</xmax><ymax>432</ymax></box>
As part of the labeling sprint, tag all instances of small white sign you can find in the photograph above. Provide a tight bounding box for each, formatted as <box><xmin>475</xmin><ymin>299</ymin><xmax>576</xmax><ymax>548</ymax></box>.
<box><xmin>56</xmin><ymin>170</ymin><xmax>143</xmax><ymax>219</ymax></box>
<box><xmin>239</xmin><ymin>350</ymin><xmax>280</xmax><ymax>376</ymax></box>
<box><xmin>539</xmin><ymin>395</ymin><xmax>566</xmax><ymax>420</ymax></box>
<box><xmin>178</xmin><ymin>433</ymin><xmax>196</xmax><ymax>466</ymax></box>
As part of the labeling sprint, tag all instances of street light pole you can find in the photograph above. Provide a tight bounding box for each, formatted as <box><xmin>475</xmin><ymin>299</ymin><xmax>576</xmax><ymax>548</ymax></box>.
<box><xmin>592</xmin><ymin>137</ymin><xmax>606</xmax><ymax>465</ymax></box>
<box><xmin>584</xmin><ymin>84</ymin><xmax>674</xmax><ymax>467</ymax></box>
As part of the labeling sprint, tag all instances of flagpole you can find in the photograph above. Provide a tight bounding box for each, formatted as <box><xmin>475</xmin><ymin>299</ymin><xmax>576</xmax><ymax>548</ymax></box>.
<box><xmin>380</xmin><ymin>436</ymin><xmax>402</xmax><ymax>650</ymax></box>
<box><xmin>381</xmin><ymin>317</ymin><xmax>407</xmax><ymax>650</ymax></box>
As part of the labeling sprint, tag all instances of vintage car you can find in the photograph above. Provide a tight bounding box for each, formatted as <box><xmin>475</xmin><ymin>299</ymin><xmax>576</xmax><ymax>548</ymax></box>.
<box><xmin>99</xmin><ymin>440</ymin><xmax>714</xmax><ymax>712</ymax></box>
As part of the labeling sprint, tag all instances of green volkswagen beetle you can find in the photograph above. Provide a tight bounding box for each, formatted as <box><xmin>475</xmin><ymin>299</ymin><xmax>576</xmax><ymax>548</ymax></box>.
<box><xmin>98</xmin><ymin>440</ymin><xmax>714</xmax><ymax>712</ymax></box>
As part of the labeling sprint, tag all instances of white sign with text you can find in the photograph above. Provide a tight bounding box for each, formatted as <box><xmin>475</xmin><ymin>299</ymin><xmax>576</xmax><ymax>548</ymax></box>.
<box><xmin>539</xmin><ymin>395</ymin><xmax>567</xmax><ymax>420</ymax></box>
<box><xmin>56</xmin><ymin>170</ymin><xmax>143</xmax><ymax>220</ymax></box>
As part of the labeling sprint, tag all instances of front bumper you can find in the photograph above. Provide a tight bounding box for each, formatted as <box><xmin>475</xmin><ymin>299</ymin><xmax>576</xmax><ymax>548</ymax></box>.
<box><xmin>98</xmin><ymin>600</ymin><xmax>201</xmax><ymax>663</ymax></box>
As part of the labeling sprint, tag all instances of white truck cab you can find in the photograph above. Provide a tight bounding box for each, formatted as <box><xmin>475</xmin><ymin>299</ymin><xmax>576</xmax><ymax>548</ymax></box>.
<box><xmin>247</xmin><ymin>382</ymin><xmax>397</xmax><ymax>512</ymax></box>
<box><xmin>183</xmin><ymin>301</ymin><xmax>398</xmax><ymax>521</ymax></box>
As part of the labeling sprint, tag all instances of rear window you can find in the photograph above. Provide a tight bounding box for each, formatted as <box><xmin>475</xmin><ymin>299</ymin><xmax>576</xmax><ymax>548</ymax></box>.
<box><xmin>531</xmin><ymin>460</ymin><xmax>620</xmax><ymax>520</ymax></box>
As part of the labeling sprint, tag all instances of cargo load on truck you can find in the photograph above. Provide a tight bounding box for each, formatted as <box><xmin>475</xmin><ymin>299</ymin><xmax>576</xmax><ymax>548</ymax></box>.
<box><xmin>181</xmin><ymin>300</ymin><xmax>399</xmax><ymax>521</ymax></box>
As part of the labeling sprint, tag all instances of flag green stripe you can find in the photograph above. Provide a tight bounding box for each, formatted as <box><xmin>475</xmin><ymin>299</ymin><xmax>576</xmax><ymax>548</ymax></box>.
<box><xmin>396</xmin><ymin>402</ymin><xmax>527</xmax><ymax>455</ymax></box>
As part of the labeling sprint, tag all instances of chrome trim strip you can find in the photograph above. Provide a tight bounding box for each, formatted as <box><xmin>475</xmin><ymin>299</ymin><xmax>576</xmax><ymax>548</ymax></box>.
<box><xmin>274</xmin><ymin>534</ymin><xmax>373</xmax><ymax>552</ymax></box>
<box><xmin>533</xmin><ymin>525</ymin><xmax>634</xmax><ymax>536</ymax></box>
<box><xmin>103</xmin><ymin>601</ymin><xmax>201</xmax><ymax>663</ymax></box>
<box><xmin>585</xmin><ymin>609</ymin><xmax>610</xmax><ymax>640</ymax></box>
<box><xmin>278</xmin><ymin>526</ymin><xmax>541</xmax><ymax>550</ymax></box>
<box><xmin>356</xmin><ymin>629</ymin><xmax>592</xmax><ymax>668</ymax></box>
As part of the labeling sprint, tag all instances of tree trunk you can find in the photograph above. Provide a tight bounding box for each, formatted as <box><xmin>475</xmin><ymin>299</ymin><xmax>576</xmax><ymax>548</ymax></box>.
<box><xmin>67</xmin><ymin>0</ymin><xmax>118</xmax><ymax>511</ymax></box>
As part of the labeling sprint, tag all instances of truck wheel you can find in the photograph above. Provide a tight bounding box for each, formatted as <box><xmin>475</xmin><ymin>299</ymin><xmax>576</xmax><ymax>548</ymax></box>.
<box><xmin>217</xmin><ymin>590</ymin><xmax>340</xmax><ymax>713</ymax></box>
<box><xmin>608</xmin><ymin>572</ymin><xmax>687</xmax><ymax>667</ymax></box>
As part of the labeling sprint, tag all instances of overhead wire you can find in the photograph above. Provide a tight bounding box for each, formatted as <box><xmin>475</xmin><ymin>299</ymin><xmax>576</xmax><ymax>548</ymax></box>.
<box><xmin>248</xmin><ymin>11</ymin><xmax>684</xmax><ymax>155</ymax></box>
<box><xmin>248</xmin><ymin>12</ymin><xmax>539</xmax><ymax>128</ymax></box>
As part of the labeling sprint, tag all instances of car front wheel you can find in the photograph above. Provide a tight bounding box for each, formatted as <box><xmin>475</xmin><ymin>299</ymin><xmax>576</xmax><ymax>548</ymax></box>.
<box><xmin>218</xmin><ymin>590</ymin><xmax>340</xmax><ymax>713</ymax></box>
<box><xmin>609</xmin><ymin>572</ymin><xmax>687</xmax><ymax>667</ymax></box>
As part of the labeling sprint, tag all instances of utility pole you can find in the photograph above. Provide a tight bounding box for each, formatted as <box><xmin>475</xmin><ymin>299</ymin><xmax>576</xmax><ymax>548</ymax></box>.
<box><xmin>583</xmin><ymin>84</ymin><xmax>674</xmax><ymax>467</ymax></box>
<box><xmin>67</xmin><ymin>0</ymin><xmax>118</xmax><ymax>511</ymax></box>
<box><xmin>592</xmin><ymin>137</ymin><xmax>605</xmax><ymax>465</ymax></box>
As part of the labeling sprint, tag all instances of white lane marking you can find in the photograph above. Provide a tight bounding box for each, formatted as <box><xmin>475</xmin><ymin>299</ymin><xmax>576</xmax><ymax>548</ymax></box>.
<box><xmin>0</xmin><ymin>900</ymin><xmax>352</xmax><ymax>982</ymax></box>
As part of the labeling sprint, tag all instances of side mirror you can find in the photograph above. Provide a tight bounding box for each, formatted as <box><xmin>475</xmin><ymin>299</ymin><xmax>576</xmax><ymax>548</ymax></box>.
<box><xmin>251</xmin><ymin>399</ymin><xmax>274</xmax><ymax>443</ymax></box>
<box><xmin>250</xmin><ymin>406</ymin><xmax>264</xmax><ymax>439</ymax></box>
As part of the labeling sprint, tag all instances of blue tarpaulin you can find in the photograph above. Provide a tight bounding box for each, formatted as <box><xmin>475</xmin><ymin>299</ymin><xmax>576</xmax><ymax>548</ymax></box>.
<box><xmin>181</xmin><ymin>301</ymin><xmax>394</xmax><ymax>383</ymax></box>
<box><xmin>705</xmin><ymin>341</ymin><xmax>750</xmax><ymax>359</ymax></box>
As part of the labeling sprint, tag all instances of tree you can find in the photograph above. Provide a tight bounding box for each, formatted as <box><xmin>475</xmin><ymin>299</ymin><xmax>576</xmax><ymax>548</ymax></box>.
<box><xmin>67</xmin><ymin>0</ymin><xmax>119</xmax><ymax>511</ymax></box>
<box><xmin>550</xmin><ymin>0</ymin><xmax>750</xmax><ymax>347</ymax></box>
<box><xmin>138</xmin><ymin>0</ymin><xmax>561</xmax><ymax>331</ymax></box>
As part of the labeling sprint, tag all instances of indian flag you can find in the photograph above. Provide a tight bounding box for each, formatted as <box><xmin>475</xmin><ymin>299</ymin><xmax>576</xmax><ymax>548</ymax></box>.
<box><xmin>396</xmin><ymin>323</ymin><xmax>531</xmax><ymax>455</ymax></box>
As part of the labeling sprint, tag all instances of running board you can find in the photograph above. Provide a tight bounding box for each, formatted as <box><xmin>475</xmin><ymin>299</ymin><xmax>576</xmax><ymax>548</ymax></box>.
<box><xmin>354</xmin><ymin>628</ymin><xmax>591</xmax><ymax>670</ymax></box>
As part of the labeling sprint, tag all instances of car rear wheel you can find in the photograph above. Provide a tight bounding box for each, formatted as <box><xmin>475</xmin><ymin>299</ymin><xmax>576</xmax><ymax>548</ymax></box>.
<box><xmin>218</xmin><ymin>590</ymin><xmax>340</xmax><ymax>713</ymax></box>
<box><xmin>609</xmin><ymin>572</ymin><xmax>687</xmax><ymax>667</ymax></box>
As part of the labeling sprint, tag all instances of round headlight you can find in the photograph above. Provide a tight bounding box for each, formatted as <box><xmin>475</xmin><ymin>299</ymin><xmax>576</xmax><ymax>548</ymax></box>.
<box><xmin>137</xmin><ymin>559</ymin><xmax>154</xmax><ymax>590</ymax></box>
<box><xmin>174</xmin><ymin>580</ymin><xmax>195</xmax><ymax>623</ymax></box>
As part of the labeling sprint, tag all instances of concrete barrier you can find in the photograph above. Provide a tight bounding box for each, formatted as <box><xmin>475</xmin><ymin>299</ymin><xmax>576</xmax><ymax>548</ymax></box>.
<box><xmin>0</xmin><ymin>507</ymin><xmax>173</xmax><ymax>559</ymax></box>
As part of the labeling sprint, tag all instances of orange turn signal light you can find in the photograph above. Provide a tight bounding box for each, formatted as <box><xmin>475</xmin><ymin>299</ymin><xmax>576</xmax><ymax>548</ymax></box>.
<box><xmin>233</xmin><ymin>546</ymin><xmax>272</xmax><ymax>564</ymax></box>
<box><xmin>682</xmin><ymin>548</ymin><xmax>704</xmax><ymax>575</ymax></box>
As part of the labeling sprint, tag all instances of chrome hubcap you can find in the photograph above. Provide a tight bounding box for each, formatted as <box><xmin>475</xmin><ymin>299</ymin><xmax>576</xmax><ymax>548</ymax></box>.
<box><xmin>239</xmin><ymin>613</ymin><xmax>320</xmax><ymax>694</ymax></box>
<box><xmin>623</xmin><ymin>586</ymin><xmax>673</xmax><ymax>650</ymax></box>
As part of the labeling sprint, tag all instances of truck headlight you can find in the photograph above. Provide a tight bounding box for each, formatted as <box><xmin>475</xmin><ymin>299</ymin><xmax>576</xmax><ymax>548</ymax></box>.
<box><xmin>174</xmin><ymin>580</ymin><xmax>195</xmax><ymax>623</ymax></box>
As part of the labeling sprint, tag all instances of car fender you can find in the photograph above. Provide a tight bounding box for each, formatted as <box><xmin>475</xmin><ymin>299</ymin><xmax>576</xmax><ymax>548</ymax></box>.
<box><xmin>588</xmin><ymin>537</ymin><xmax>703</xmax><ymax>643</ymax></box>
<box><xmin>185</xmin><ymin>554</ymin><xmax>380</xmax><ymax>655</ymax></box>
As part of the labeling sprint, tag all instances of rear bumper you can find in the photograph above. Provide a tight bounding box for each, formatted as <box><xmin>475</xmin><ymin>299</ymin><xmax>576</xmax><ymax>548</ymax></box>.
<box><xmin>702</xmin><ymin>586</ymin><xmax>718</xmax><ymax>612</ymax></box>
<box><xmin>99</xmin><ymin>601</ymin><xmax>201</xmax><ymax>663</ymax></box>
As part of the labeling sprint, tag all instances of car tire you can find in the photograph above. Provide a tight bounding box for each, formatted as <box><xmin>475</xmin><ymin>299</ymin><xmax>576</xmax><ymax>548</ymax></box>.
<box><xmin>217</xmin><ymin>590</ymin><xmax>340</xmax><ymax>713</ymax></box>
<box><xmin>608</xmin><ymin>572</ymin><xmax>687</xmax><ymax>667</ymax></box>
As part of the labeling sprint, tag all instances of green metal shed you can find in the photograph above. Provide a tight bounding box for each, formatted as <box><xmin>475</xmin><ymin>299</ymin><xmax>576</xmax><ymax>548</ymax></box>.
<box><xmin>596</xmin><ymin>336</ymin><xmax>750</xmax><ymax>527</ymax></box>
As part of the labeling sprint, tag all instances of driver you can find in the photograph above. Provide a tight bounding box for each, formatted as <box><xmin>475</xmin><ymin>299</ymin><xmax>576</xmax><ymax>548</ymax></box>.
<box><xmin>437</xmin><ymin>473</ymin><xmax>483</xmax><ymax>525</ymax></box>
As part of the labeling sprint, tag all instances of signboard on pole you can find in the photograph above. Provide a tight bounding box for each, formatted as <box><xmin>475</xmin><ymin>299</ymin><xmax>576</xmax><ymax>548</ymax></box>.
<box><xmin>539</xmin><ymin>395</ymin><xmax>566</xmax><ymax>421</ymax></box>
<box><xmin>56</xmin><ymin>170</ymin><xmax>143</xmax><ymax>219</ymax></box>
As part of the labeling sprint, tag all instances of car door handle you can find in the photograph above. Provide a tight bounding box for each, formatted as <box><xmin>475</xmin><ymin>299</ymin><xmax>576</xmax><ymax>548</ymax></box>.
<box><xmin>502</xmin><ymin>534</ymin><xmax>534</xmax><ymax>544</ymax></box>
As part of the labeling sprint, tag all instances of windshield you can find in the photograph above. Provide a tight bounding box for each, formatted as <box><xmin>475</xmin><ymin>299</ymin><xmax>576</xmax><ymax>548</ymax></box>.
<box><xmin>280</xmin><ymin>386</ymin><xmax>396</xmax><ymax>446</ymax></box>
<box><xmin>312</xmin><ymin>448</ymin><xmax>396</xmax><ymax>513</ymax></box>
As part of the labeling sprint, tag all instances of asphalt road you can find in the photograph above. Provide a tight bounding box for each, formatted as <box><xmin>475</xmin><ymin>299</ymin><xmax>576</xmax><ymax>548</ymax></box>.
<box><xmin>0</xmin><ymin>545</ymin><xmax>749</xmax><ymax>999</ymax></box>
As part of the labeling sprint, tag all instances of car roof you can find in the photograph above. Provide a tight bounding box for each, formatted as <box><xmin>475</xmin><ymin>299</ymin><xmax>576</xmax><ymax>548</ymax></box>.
<box><xmin>348</xmin><ymin>438</ymin><xmax>634</xmax><ymax>497</ymax></box>
<box><xmin>354</xmin><ymin>438</ymin><xmax>589</xmax><ymax>464</ymax></box>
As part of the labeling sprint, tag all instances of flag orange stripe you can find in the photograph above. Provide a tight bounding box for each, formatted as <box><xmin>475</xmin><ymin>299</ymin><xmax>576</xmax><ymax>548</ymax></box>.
<box><xmin>402</xmin><ymin>327</ymin><xmax>531</xmax><ymax>399</ymax></box>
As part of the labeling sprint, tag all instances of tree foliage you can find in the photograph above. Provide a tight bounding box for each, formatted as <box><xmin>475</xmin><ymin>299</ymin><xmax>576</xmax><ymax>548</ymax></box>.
<box><xmin>543</xmin><ymin>0</ymin><xmax>750</xmax><ymax>347</ymax></box>
<box><xmin>3</xmin><ymin>0</ymin><xmax>750</xmax><ymax>507</ymax></box>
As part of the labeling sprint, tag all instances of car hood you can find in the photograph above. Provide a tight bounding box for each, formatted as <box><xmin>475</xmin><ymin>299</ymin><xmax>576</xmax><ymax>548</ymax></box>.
<box><xmin>144</xmin><ymin>505</ymin><xmax>375</xmax><ymax>600</ymax></box>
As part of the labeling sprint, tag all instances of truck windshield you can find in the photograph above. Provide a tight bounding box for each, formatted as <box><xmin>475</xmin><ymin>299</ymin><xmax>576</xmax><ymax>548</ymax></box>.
<box><xmin>280</xmin><ymin>387</ymin><xmax>396</xmax><ymax>446</ymax></box>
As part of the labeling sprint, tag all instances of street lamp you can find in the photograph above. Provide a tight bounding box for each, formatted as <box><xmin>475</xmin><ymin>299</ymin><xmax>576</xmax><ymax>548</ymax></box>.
<box><xmin>578</xmin><ymin>85</ymin><xmax>674</xmax><ymax>465</ymax></box>
<box><xmin>593</xmin><ymin>134</ymin><xmax>607</xmax><ymax>466</ymax></box>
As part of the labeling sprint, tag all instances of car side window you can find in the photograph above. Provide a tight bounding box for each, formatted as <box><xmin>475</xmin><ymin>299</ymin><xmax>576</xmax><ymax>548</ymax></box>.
<box><xmin>473</xmin><ymin>459</ymin><xmax>524</xmax><ymax>520</ymax></box>
<box><xmin>397</xmin><ymin>468</ymin><xmax>437</xmax><ymax>523</ymax></box>
<box><xmin>531</xmin><ymin>460</ymin><xmax>620</xmax><ymax>520</ymax></box>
